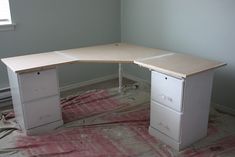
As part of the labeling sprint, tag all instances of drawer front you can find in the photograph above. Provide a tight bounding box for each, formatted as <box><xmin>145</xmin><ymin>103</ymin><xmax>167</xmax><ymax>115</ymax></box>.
<box><xmin>23</xmin><ymin>95</ymin><xmax>62</xmax><ymax>129</ymax></box>
<box><xmin>151</xmin><ymin>71</ymin><xmax>184</xmax><ymax>112</ymax></box>
<box><xmin>150</xmin><ymin>101</ymin><xmax>181</xmax><ymax>141</ymax></box>
<box><xmin>19</xmin><ymin>69</ymin><xmax>59</xmax><ymax>102</ymax></box>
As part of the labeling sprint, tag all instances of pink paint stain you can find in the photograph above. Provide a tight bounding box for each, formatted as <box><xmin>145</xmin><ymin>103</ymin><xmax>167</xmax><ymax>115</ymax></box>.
<box><xmin>181</xmin><ymin>135</ymin><xmax>235</xmax><ymax>157</ymax></box>
<box><xmin>14</xmin><ymin>90</ymin><xmax>152</xmax><ymax>157</ymax></box>
<box><xmin>61</xmin><ymin>90</ymin><xmax>121</xmax><ymax>123</ymax></box>
<box><xmin>12</xmin><ymin>89</ymin><xmax>235</xmax><ymax>157</ymax></box>
<box><xmin>128</xmin><ymin>125</ymin><xmax>175</xmax><ymax>157</ymax></box>
<box><xmin>16</xmin><ymin>127</ymin><xmax>130</xmax><ymax>157</ymax></box>
<box><xmin>103</xmin><ymin>106</ymin><xmax>150</xmax><ymax>125</ymax></box>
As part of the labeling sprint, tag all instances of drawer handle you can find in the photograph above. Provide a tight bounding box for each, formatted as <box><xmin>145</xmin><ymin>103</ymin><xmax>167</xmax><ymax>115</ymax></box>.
<box><xmin>160</xmin><ymin>95</ymin><xmax>173</xmax><ymax>102</ymax></box>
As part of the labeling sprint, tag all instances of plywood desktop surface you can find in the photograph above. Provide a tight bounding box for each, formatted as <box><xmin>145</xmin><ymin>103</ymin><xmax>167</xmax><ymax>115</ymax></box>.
<box><xmin>58</xmin><ymin>43</ymin><xmax>171</xmax><ymax>63</ymax></box>
<box><xmin>134</xmin><ymin>53</ymin><xmax>226</xmax><ymax>78</ymax></box>
<box><xmin>1</xmin><ymin>52</ymin><xmax>77</xmax><ymax>73</ymax></box>
<box><xmin>1</xmin><ymin>43</ymin><xmax>226</xmax><ymax>76</ymax></box>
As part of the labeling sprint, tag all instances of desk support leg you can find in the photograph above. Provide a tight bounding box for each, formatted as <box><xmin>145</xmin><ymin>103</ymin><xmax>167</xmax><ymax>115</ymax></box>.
<box><xmin>118</xmin><ymin>63</ymin><xmax>122</xmax><ymax>93</ymax></box>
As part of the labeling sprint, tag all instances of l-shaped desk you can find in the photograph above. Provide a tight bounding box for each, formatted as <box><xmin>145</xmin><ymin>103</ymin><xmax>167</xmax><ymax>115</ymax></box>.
<box><xmin>1</xmin><ymin>43</ymin><xmax>225</xmax><ymax>150</ymax></box>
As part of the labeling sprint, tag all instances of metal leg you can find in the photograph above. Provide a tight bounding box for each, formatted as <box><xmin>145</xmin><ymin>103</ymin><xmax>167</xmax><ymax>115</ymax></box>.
<box><xmin>118</xmin><ymin>63</ymin><xmax>122</xmax><ymax>93</ymax></box>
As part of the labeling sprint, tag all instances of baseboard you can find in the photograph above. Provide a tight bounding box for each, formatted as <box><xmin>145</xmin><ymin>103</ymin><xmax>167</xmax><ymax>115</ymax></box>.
<box><xmin>212</xmin><ymin>102</ymin><xmax>235</xmax><ymax>116</ymax></box>
<box><xmin>60</xmin><ymin>73</ymin><xmax>151</xmax><ymax>93</ymax></box>
<box><xmin>123</xmin><ymin>72</ymin><xmax>150</xmax><ymax>84</ymax></box>
<box><xmin>60</xmin><ymin>74</ymin><xmax>118</xmax><ymax>92</ymax></box>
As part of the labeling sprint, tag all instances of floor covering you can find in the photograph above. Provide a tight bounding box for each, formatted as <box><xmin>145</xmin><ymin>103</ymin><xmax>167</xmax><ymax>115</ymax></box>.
<box><xmin>0</xmin><ymin>82</ymin><xmax>235</xmax><ymax>157</ymax></box>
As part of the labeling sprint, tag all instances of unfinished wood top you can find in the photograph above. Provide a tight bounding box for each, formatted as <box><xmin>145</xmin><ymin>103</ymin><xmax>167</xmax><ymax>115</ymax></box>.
<box><xmin>1</xmin><ymin>52</ymin><xmax>77</xmax><ymax>73</ymax></box>
<box><xmin>58</xmin><ymin>43</ymin><xmax>171</xmax><ymax>63</ymax></box>
<box><xmin>1</xmin><ymin>43</ymin><xmax>225</xmax><ymax>76</ymax></box>
<box><xmin>134</xmin><ymin>53</ymin><xmax>226</xmax><ymax>78</ymax></box>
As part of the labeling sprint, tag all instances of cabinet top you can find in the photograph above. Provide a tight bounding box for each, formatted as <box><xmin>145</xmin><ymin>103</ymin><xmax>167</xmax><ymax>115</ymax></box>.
<box><xmin>134</xmin><ymin>53</ymin><xmax>225</xmax><ymax>78</ymax></box>
<box><xmin>1</xmin><ymin>43</ymin><xmax>225</xmax><ymax>76</ymax></box>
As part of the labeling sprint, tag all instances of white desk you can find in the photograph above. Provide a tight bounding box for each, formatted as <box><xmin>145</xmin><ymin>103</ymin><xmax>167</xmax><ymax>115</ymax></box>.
<box><xmin>1</xmin><ymin>43</ymin><xmax>225</xmax><ymax>150</ymax></box>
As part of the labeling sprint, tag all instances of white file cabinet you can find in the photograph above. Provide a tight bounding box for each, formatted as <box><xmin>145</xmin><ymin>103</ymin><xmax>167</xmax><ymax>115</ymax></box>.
<box><xmin>149</xmin><ymin>70</ymin><xmax>214</xmax><ymax>150</ymax></box>
<box><xmin>7</xmin><ymin>68</ymin><xmax>63</xmax><ymax>135</ymax></box>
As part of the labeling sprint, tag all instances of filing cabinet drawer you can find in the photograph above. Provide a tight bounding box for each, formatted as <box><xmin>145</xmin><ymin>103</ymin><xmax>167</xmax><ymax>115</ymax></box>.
<box><xmin>19</xmin><ymin>69</ymin><xmax>59</xmax><ymax>102</ymax></box>
<box><xmin>151</xmin><ymin>71</ymin><xmax>184</xmax><ymax>112</ymax></box>
<box><xmin>23</xmin><ymin>95</ymin><xmax>62</xmax><ymax>129</ymax></box>
<box><xmin>150</xmin><ymin>101</ymin><xmax>182</xmax><ymax>141</ymax></box>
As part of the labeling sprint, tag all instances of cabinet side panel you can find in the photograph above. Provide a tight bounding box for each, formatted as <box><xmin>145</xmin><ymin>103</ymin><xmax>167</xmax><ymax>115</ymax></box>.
<box><xmin>180</xmin><ymin>70</ymin><xmax>214</xmax><ymax>148</ymax></box>
<box><xmin>7</xmin><ymin>68</ymin><xmax>25</xmax><ymax>130</ymax></box>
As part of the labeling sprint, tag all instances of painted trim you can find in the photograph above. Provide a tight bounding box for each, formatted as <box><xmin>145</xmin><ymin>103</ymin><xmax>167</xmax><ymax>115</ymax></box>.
<box><xmin>60</xmin><ymin>74</ymin><xmax>118</xmax><ymax>92</ymax></box>
<box><xmin>212</xmin><ymin>102</ymin><xmax>235</xmax><ymax>116</ymax></box>
<box><xmin>123</xmin><ymin>72</ymin><xmax>150</xmax><ymax>84</ymax></box>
